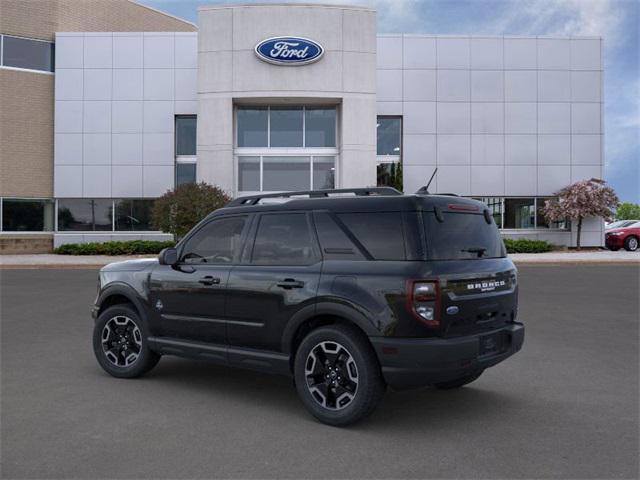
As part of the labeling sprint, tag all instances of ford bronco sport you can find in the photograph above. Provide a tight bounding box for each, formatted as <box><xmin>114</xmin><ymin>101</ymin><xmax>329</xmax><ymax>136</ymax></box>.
<box><xmin>92</xmin><ymin>188</ymin><xmax>524</xmax><ymax>426</ymax></box>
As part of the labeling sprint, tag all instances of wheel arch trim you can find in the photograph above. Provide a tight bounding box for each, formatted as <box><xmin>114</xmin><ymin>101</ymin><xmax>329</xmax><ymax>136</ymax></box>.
<box><xmin>96</xmin><ymin>283</ymin><xmax>149</xmax><ymax>324</ymax></box>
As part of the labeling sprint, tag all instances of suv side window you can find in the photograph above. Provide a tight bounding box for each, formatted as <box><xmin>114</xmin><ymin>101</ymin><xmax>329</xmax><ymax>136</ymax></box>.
<box><xmin>180</xmin><ymin>216</ymin><xmax>247</xmax><ymax>264</ymax></box>
<box><xmin>337</xmin><ymin>212</ymin><xmax>406</xmax><ymax>260</ymax></box>
<box><xmin>251</xmin><ymin>213</ymin><xmax>318</xmax><ymax>265</ymax></box>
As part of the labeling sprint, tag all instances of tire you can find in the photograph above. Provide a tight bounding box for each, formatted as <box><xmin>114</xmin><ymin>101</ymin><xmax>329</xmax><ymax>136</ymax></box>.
<box><xmin>294</xmin><ymin>324</ymin><xmax>385</xmax><ymax>427</ymax></box>
<box><xmin>93</xmin><ymin>304</ymin><xmax>160</xmax><ymax>378</ymax></box>
<box><xmin>433</xmin><ymin>370</ymin><xmax>483</xmax><ymax>390</ymax></box>
<box><xmin>624</xmin><ymin>236</ymin><xmax>638</xmax><ymax>252</ymax></box>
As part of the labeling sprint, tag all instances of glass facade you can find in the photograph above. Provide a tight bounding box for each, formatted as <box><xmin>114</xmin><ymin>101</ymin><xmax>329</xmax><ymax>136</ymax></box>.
<box><xmin>236</xmin><ymin>106</ymin><xmax>337</xmax><ymax>148</ymax></box>
<box><xmin>114</xmin><ymin>199</ymin><xmax>155</xmax><ymax>231</ymax></box>
<box><xmin>1</xmin><ymin>35</ymin><xmax>54</xmax><ymax>72</ymax></box>
<box><xmin>57</xmin><ymin>199</ymin><xmax>112</xmax><ymax>231</ymax></box>
<box><xmin>473</xmin><ymin>197</ymin><xmax>568</xmax><ymax>230</ymax></box>
<box><xmin>1</xmin><ymin>199</ymin><xmax>54</xmax><ymax>231</ymax></box>
<box><xmin>235</xmin><ymin>105</ymin><xmax>338</xmax><ymax>192</ymax></box>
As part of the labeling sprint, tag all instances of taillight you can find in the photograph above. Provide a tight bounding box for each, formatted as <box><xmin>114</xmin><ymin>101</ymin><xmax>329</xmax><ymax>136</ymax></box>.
<box><xmin>407</xmin><ymin>280</ymin><xmax>440</xmax><ymax>328</ymax></box>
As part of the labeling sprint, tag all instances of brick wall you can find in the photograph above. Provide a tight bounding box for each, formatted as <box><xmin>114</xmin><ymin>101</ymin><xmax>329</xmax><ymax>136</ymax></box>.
<box><xmin>0</xmin><ymin>0</ymin><xmax>196</xmax><ymax>199</ymax></box>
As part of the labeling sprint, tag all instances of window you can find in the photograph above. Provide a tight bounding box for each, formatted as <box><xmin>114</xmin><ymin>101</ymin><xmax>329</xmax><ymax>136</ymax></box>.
<box><xmin>235</xmin><ymin>106</ymin><xmax>338</xmax><ymax>192</ymax></box>
<box><xmin>236</xmin><ymin>106</ymin><xmax>336</xmax><ymax>148</ymax></box>
<box><xmin>175</xmin><ymin>115</ymin><xmax>197</xmax><ymax>186</ymax></box>
<box><xmin>237</xmin><ymin>107</ymin><xmax>268</xmax><ymax>147</ymax></box>
<box><xmin>504</xmin><ymin>198</ymin><xmax>535</xmax><ymax>229</ymax></box>
<box><xmin>423</xmin><ymin>212</ymin><xmax>505</xmax><ymax>260</ymax></box>
<box><xmin>1</xmin><ymin>199</ymin><xmax>54</xmax><ymax>231</ymax></box>
<box><xmin>377</xmin><ymin>117</ymin><xmax>401</xmax><ymax>156</ymax></box>
<box><xmin>57</xmin><ymin>199</ymin><xmax>112</xmax><ymax>231</ymax></box>
<box><xmin>263</xmin><ymin>156</ymin><xmax>309</xmax><ymax>191</ymax></box>
<box><xmin>238</xmin><ymin>156</ymin><xmax>335</xmax><ymax>192</ymax></box>
<box><xmin>114</xmin><ymin>199</ymin><xmax>155</xmax><ymax>231</ymax></box>
<box><xmin>474</xmin><ymin>197</ymin><xmax>503</xmax><ymax>229</ymax></box>
<box><xmin>176</xmin><ymin>163</ymin><xmax>196</xmax><ymax>187</ymax></box>
<box><xmin>251</xmin><ymin>214</ymin><xmax>317</xmax><ymax>265</ymax></box>
<box><xmin>536</xmin><ymin>197</ymin><xmax>568</xmax><ymax>229</ymax></box>
<box><xmin>337</xmin><ymin>212</ymin><xmax>406</xmax><ymax>260</ymax></box>
<box><xmin>313</xmin><ymin>212</ymin><xmax>365</xmax><ymax>260</ymax></box>
<box><xmin>181</xmin><ymin>216</ymin><xmax>247</xmax><ymax>264</ymax></box>
<box><xmin>175</xmin><ymin>116</ymin><xmax>196</xmax><ymax>156</ymax></box>
<box><xmin>376</xmin><ymin>117</ymin><xmax>402</xmax><ymax>189</ymax></box>
<box><xmin>270</xmin><ymin>107</ymin><xmax>303</xmax><ymax>147</ymax></box>
<box><xmin>1</xmin><ymin>35</ymin><xmax>54</xmax><ymax>73</ymax></box>
<box><xmin>305</xmin><ymin>107</ymin><xmax>337</xmax><ymax>147</ymax></box>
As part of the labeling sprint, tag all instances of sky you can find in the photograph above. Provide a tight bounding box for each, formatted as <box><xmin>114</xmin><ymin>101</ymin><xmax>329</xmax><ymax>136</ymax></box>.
<box><xmin>141</xmin><ymin>0</ymin><xmax>639</xmax><ymax>203</ymax></box>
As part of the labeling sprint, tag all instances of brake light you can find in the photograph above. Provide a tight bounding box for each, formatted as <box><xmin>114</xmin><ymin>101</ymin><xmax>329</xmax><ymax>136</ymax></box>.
<box><xmin>407</xmin><ymin>280</ymin><xmax>440</xmax><ymax>328</ymax></box>
<box><xmin>448</xmin><ymin>203</ymin><xmax>479</xmax><ymax>212</ymax></box>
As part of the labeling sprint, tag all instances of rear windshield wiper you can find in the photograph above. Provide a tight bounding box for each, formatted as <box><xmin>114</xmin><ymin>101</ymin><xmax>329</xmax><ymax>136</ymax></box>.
<box><xmin>461</xmin><ymin>247</ymin><xmax>487</xmax><ymax>258</ymax></box>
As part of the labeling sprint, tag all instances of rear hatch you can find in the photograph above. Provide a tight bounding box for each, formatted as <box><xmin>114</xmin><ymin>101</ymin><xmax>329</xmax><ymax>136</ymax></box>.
<box><xmin>422</xmin><ymin>204</ymin><xmax>518</xmax><ymax>339</ymax></box>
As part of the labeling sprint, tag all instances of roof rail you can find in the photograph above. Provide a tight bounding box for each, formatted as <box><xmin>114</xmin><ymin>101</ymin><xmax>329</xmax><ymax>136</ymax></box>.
<box><xmin>226</xmin><ymin>187</ymin><xmax>403</xmax><ymax>207</ymax></box>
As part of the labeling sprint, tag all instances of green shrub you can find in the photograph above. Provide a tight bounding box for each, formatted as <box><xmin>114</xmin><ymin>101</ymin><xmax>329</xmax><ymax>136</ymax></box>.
<box><xmin>54</xmin><ymin>240</ymin><xmax>175</xmax><ymax>256</ymax></box>
<box><xmin>503</xmin><ymin>238</ymin><xmax>554</xmax><ymax>254</ymax></box>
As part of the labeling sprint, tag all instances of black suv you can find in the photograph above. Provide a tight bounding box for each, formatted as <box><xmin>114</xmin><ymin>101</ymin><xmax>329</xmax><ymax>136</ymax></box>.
<box><xmin>92</xmin><ymin>188</ymin><xmax>524</xmax><ymax>426</ymax></box>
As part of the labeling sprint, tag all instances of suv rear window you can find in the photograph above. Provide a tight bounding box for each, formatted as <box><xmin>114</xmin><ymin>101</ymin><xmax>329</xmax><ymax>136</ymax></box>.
<box><xmin>423</xmin><ymin>212</ymin><xmax>505</xmax><ymax>260</ymax></box>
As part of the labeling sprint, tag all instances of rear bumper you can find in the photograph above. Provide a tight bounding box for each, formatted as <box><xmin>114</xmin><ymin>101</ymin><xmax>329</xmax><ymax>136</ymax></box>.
<box><xmin>370</xmin><ymin>323</ymin><xmax>524</xmax><ymax>390</ymax></box>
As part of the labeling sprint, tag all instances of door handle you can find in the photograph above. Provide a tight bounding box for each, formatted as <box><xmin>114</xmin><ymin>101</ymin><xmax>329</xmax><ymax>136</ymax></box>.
<box><xmin>198</xmin><ymin>276</ymin><xmax>221</xmax><ymax>286</ymax></box>
<box><xmin>276</xmin><ymin>278</ymin><xmax>305</xmax><ymax>289</ymax></box>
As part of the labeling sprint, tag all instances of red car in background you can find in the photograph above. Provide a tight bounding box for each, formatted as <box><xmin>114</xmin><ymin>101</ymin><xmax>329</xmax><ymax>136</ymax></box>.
<box><xmin>605</xmin><ymin>221</ymin><xmax>640</xmax><ymax>251</ymax></box>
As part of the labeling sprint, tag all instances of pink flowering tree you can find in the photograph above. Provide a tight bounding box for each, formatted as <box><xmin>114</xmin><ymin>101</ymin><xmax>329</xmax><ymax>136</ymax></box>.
<box><xmin>543</xmin><ymin>178</ymin><xmax>619</xmax><ymax>250</ymax></box>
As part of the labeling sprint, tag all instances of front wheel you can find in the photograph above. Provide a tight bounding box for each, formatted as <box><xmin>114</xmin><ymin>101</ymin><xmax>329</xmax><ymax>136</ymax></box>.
<box><xmin>93</xmin><ymin>304</ymin><xmax>160</xmax><ymax>378</ymax></box>
<box><xmin>624</xmin><ymin>236</ymin><xmax>638</xmax><ymax>251</ymax></box>
<box><xmin>294</xmin><ymin>325</ymin><xmax>385</xmax><ymax>427</ymax></box>
<box><xmin>433</xmin><ymin>370</ymin><xmax>483</xmax><ymax>389</ymax></box>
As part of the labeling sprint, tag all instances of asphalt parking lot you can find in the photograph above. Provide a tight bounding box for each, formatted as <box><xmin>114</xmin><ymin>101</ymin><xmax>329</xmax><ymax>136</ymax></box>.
<box><xmin>1</xmin><ymin>265</ymin><xmax>638</xmax><ymax>479</ymax></box>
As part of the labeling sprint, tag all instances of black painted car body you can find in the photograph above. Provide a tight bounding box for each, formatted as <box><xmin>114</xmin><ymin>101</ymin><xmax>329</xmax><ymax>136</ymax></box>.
<box><xmin>92</xmin><ymin>190</ymin><xmax>524</xmax><ymax>391</ymax></box>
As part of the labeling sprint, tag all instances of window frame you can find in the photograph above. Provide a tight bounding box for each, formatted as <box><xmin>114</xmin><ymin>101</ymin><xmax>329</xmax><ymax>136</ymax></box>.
<box><xmin>176</xmin><ymin>214</ymin><xmax>251</xmax><ymax>266</ymax></box>
<box><xmin>470</xmin><ymin>197</ymin><xmax>570</xmax><ymax>231</ymax></box>
<box><xmin>0</xmin><ymin>197</ymin><xmax>55</xmax><ymax>233</ymax></box>
<box><xmin>376</xmin><ymin>116</ymin><xmax>403</xmax><ymax>188</ymax></box>
<box><xmin>245</xmin><ymin>212</ymin><xmax>321</xmax><ymax>267</ymax></box>
<box><xmin>0</xmin><ymin>34</ymin><xmax>55</xmax><ymax>75</ymax></box>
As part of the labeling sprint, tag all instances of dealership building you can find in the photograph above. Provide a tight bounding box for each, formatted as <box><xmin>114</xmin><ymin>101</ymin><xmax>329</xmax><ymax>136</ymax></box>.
<box><xmin>0</xmin><ymin>1</ymin><xmax>605</xmax><ymax>252</ymax></box>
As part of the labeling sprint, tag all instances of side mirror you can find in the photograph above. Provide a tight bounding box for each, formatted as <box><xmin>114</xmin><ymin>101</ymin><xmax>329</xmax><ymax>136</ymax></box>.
<box><xmin>158</xmin><ymin>247</ymin><xmax>178</xmax><ymax>266</ymax></box>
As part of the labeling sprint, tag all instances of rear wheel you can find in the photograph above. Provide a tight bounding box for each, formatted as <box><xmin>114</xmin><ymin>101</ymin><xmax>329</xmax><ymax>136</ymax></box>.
<box><xmin>93</xmin><ymin>304</ymin><xmax>160</xmax><ymax>378</ymax></box>
<box><xmin>294</xmin><ymin>324</ymin><xmax>385</xmax><ymax>426</ymax></box>
<box><xmin>624</xmin><ymin>236</ymin><xmax>638</xmax><ymax>251</ymax></box>
<box><xmin>433</xmin><ymin>370</ymin><xmax>483</xmax><ymax>390</ymax></box>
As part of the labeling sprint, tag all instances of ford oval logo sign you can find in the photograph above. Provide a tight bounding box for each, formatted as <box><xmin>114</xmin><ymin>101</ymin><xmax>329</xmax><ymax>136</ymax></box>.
<box><xmin>255</xmin><ymin>37</ymin><xmax>324</xmax><ymax>66</ymax></box>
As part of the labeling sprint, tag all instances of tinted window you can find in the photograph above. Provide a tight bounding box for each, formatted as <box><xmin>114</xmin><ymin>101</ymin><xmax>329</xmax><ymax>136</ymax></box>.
<box><xmin>337</xmin><ymin>212</ymin><xmax>406</xmax><ymax>260</ymax></box>
<box><xmin>424</xmin><ymin>212</ymin><xmax>505</xmax><ymax>260</ymax></box>
<box><xmin>175</xmin><ymin>116</ymin><xmax>196</xmax><ymax>155</ymax></box>
<box><xmin>269</xmin><ymin>107</ymin><xmax>303</xmax><ymax>147</ymax></box>
<box><xmin>305</xmin><ymin>108</ymin><xmax>336</xmax><ymax>147</ymax></box>
<box><xmin>2</xmin><ymin>199</ymin><xmax>54</xmax><ymax>231</ymax></box>
<box><xmin>377</xmin><ymin>117</ymin><xmax>401</xmax><ymax>156</ymax></box>
<box><xmin>57</xmin><ymin>199</ymin><xmax>112</xmax><ymax>231</ymax></box>
<box><xmin>504</xmin><ymin>198</ymin><xmax>534</xmax><ymax>229</ymax></box>
<box><xmin>252</xmin><ymin>214</ymin><xmax>316</xmax><ymax>265</ymax></box>
<box><xmin>2</xmin><ymin>35</ymin><xmax>54</xmax><ymax>72</ymax></box>
<box><xmin>237</xmin><ymin>107</ymin><xmax>268</xmax><ymax>147</ymax></box>
<box><xmin>313</xmin><ymin>212</ymin><xmax>365</xmax><ymax>260</ymax></box>
<box><xmin>262</xmin><ymin>156</ymin><xmax>309</xmax><ymax>191</ymax></box>
<box><xmin>114</xmin><ymin>199</ymin><xmax>154</xmax><ymax>231</ymax></box>
<box><xmin>238</xmin><ymin>156</ymin><xmax>260</xmax><ymax>191</ymax></box>
<box><xmin>176</xmin><ymin>163</ymin><xmax>196</xmax><ymax>186</ymax></box>
<box><xmin>181</xmin><ymin>216</ymin><xmax>247</xmax><ymax>264</ymax></box>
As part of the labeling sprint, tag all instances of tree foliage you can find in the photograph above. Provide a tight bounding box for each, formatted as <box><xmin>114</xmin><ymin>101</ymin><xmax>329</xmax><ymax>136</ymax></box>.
<box><xmin>542</xmin><ymin>178</ymin><xmax>619</xmax><ymax>249</ymax></box>
<box><xmin>615</xmin><ymin>202</ymin><xmax>640</xmax><ymax>220</ymax></box>
<box><xmin>151</xmin><ymin>183</ymin><xmax>231</xmax><ymax>238</ymax></box>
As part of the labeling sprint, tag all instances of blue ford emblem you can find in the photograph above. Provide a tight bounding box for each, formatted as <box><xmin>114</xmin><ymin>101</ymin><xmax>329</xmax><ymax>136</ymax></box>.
<box><xmin>255</xmin><ymin>36</ymin><xmax>324</xmax><ymax>66</ymax></box>
<box><xmin>446</xmin><ymin>306</ymin><xmax>459</xmax><ymax>315</ymax></box>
